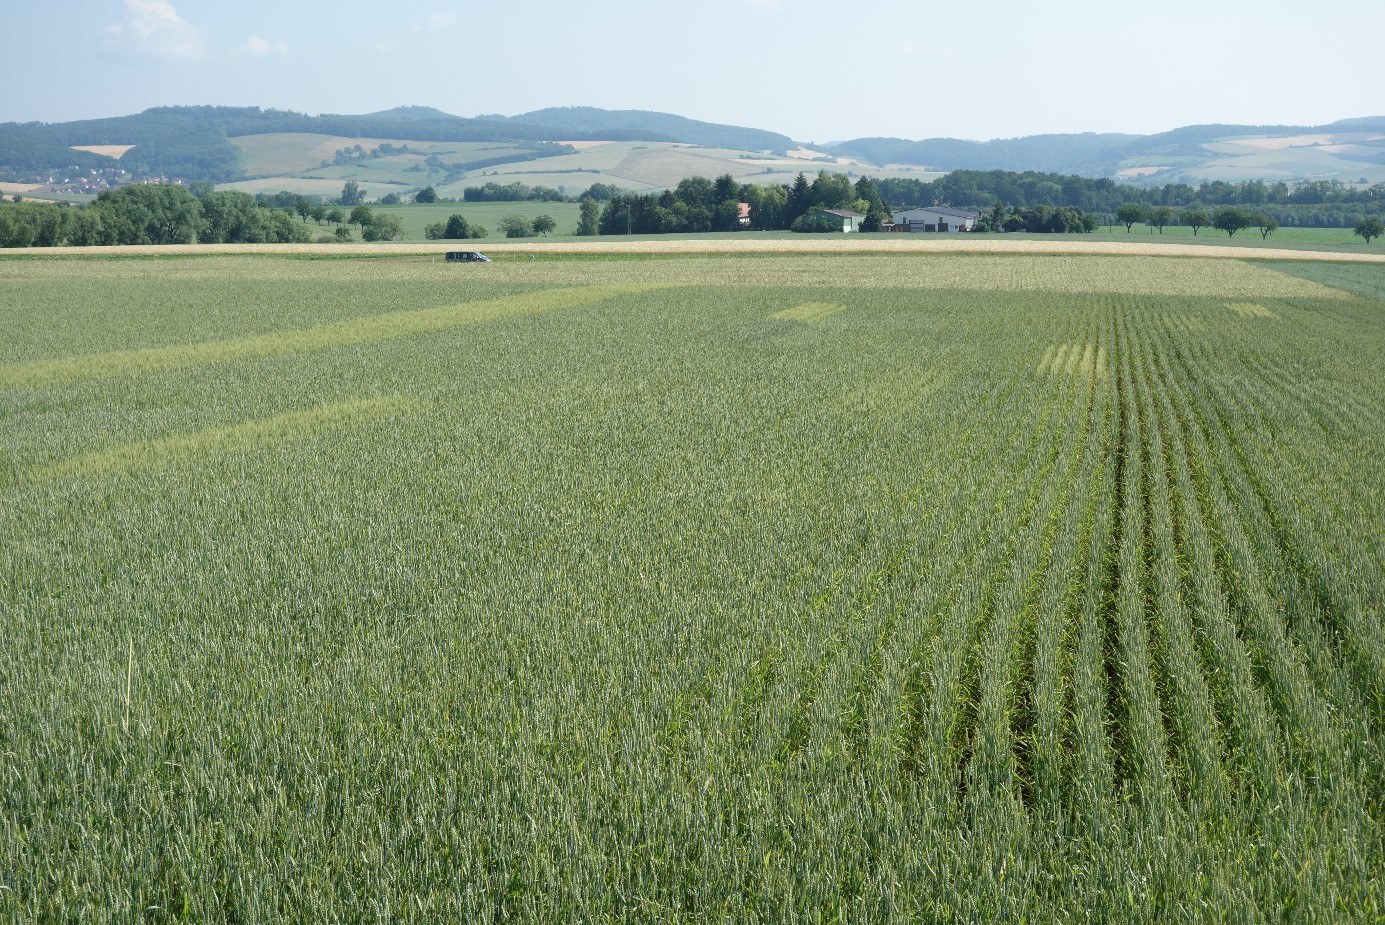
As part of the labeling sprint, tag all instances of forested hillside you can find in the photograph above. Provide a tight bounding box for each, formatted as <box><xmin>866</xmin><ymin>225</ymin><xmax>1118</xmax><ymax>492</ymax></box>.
<box><xmin>502</xmin><ymin>107</ymin><xmax>794</xmax><ymax>154</ymax></box>
<box><xmin>833</xmin><ymin>133</ymin><xmax>1138</xmax><ymax>173</ymax></box>
<box><xmin>825</xmin><ymin>117</ymin><xmax>1385</xmax><ymax>178</ymax></box>
<box><xmin>6</xmin><ymin>106</ymin><xmax>1385</xmax><ymax>189</ymax></box>
<box><xmin>0</xmin><ymin>106</ymin><xmax>775</xmax><ymax>184</ymax></box>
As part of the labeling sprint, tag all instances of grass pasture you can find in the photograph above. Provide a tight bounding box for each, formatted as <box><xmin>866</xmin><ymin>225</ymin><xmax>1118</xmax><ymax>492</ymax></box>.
<box><xmin>370</xmin><ymin>201</ymin><xmax>584</xmax><ymax>239</ymax></box>
<box><xmin>222</xmin><ymin>135</ymin><xmax>947</xmax><ymax>201</ymax></box>
<box><xmin>230</xmin><ymin>133</ymin><xmax>530</xmax><ymax>178</ymax></box>
<box><xmin>1095</xmin><ymin>222</ymin><xmax>1375</xmax><ymax>247</ymax></box>
<box><xmin>0</xmin><ymin>251</ymin><xmax>1382</xmax><ymax>921</ymax></box>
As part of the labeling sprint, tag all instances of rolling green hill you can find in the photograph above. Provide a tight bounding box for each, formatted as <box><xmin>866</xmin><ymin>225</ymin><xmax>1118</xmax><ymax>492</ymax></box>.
<box><xmin>502</xmin><ymin>106</ymin><xmax>795</xmax><ymax>154</ymax></box>
<box><xmin>830</xmin><ymin>133</ymin><xmax>1141</xmax><ymax>173</ymax></box>
<box><xmin>6</xmin><ymin>105</ymin><xmax>1385</xmax><ymax>199</ymax></box>
<box><xmin>0</xmin><ymin>105</ymin><xmax>758</xmax><ymax>186</ymax></box>
<box><xmin>832</xmin><ymin>119</ymin><xmax>1385</xmax><ymax>186</ymax></box>
<box><xmin>219</xmin><ymin>136</ymin><xmax>944</xmax><ymax>202</ymax></box>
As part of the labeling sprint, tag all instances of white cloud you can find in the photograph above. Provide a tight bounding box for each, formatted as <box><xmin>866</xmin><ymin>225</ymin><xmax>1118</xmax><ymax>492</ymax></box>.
<box><xmin>103</xmin><ymin>0</ymin><xmax>205</xmax><ymax>60</ymax></box>
<box><xmin>243</xmin><ymin>35</ymin><xmax>289</xmax><ymax>57</ymax></box>
<box><xmin>422</xmin><ymin>12</ymin><xmax>457</xmax><ymax>30</ymax></box>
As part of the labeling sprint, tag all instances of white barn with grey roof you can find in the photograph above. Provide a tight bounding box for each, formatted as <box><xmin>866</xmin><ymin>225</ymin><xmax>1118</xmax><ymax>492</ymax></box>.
<box><xmin>890</xmin><ymin>207</ymin><xmax>981</xmax><ymax>232</ymax></box>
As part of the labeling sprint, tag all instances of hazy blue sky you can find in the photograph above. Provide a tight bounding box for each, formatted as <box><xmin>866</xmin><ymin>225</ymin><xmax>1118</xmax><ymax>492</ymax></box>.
<box><xmin>4</xmin><ymin>0</ymin><xmax>1382</xmax><ymax>142</ymax></box>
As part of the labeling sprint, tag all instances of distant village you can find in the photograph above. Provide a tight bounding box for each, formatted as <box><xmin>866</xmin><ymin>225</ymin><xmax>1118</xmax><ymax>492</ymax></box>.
<box><xmin>6</xmin><ymin>165</ymin><xmax>185</xmax><ymax>198</ymax></box>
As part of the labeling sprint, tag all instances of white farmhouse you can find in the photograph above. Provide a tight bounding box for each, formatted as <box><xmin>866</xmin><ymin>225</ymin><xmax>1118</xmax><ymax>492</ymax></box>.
<box><xmin>890</xmin><ymin>207</ymin><xmax>981</xmax><ymax>232</ymax></box>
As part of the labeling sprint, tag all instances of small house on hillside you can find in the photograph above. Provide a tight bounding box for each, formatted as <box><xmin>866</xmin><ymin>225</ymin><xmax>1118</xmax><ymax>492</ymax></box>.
<box><xmin>890</xmin><ymin>207</ymin><xmax>980</xmax><ymax>232</ymax></box>
<box><xmin>823</xmin><ymin>208</ymin><xmax>866</xmax><ymax>232</ymax></box>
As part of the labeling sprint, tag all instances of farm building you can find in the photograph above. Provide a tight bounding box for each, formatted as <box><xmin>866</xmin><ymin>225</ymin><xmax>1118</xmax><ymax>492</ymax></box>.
<box><xmin>823</xmin><ymin>208</ymin><xmax>867</xmax><ymax>232</ymax></box>
<box><xmin>890</xmin><ymin>207</ymin><xmax>981</xmax><ymax>232</ymax></box>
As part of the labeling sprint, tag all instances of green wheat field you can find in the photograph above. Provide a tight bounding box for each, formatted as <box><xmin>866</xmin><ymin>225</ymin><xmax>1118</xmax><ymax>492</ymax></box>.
<box><xmin>1</xmin><ymin>251</ymin><xmax>1382</xmax><ymax>922</ymax></box>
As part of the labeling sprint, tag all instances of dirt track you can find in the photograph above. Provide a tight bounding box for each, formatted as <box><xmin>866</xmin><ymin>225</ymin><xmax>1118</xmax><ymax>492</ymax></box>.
<box><xmin>9</xmin><ymin>237</ymin><xmax>1385</xmax><ymax>262</ymax></box>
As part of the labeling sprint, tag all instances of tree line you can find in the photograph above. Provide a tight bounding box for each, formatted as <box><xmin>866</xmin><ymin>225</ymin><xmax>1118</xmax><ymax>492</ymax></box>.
<box><xmin>582</xmin><ymin>172</ymin><xmax>891</xmax><ymax>235</ymax></box>
<box><xmin>875</xmin><ymin>171</ymin><xmax>1385</xmax><ymax>228</ymax></box>
<box><xmin>0</xmin><ymin>184</ymin><xmax>383</xmax><ymax>248</ymax></box>
<box><xmin>461</xmin><ymin>181</ymin><xmax>567</xmax><ymax>203</ymax></box>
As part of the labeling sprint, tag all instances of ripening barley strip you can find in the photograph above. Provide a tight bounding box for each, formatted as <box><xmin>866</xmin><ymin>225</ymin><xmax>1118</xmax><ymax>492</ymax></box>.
<box><xmin>0</xmin><ymin>285</ymin><xmax>659</xmax><ymax>389</ymax></box>
<box><xmin>1133</xmin><ymin>328</ymin><xmax>1229</xmax><ymax>813</ymax></box>
<box><xmin>26</xmin><ymin>396</ymin><xmax>419</xmax><ymax>481</ymax></box>
<box><xmin>1107</xmin><ymin>307</ymin><xmax>1173</xmax><ymax>815</ymax></box>
<box><xmin>768</xmin><ymin>302</ymin><xmax>847</xmax><ymax>324</ymax></box>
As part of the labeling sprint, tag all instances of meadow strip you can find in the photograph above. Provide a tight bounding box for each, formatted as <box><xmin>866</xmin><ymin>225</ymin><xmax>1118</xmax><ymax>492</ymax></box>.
<box><xmin>10</xmin><ymin>238</ymin><xmax>1385</xmax><ymax>262</ymax></box>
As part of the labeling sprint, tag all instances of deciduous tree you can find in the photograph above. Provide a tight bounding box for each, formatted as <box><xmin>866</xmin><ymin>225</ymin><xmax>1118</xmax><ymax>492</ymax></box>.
<box><xmin>361</xmin><ymin>214</ymin><xmax>403</xmax><ymax>241</ymax></box>
<box><xmin>339</xmin><ymin>181</ymin><xmax>365</xmax><ymax>206</ymax></box>
<box><xmin>1116</xmin><ymin>202</ymin><xmax>1147</xmax><ymax>232</ymax></box>
<box><xmin>1354</xmin><ymin>217</ymin><xmax>1384</xmax><ymax>244</ymax></box>
<box><xmin>499</xmin><ymin>214</ymin><xmax>533</xmax><ymax>238</ymax></box>
<box><xmin>1212</xmin><ymin>206</ymin><xmax>1251</xmax><ymax>237</ymax></box>
<box><xmin>576</xmin><ymin>197</ymin><xmax>600</xmax><ymax>236</ymax></box>
<box><xmin>1181</xmin><ymin>208</ymin><xmax>1209</xmax><ymax>236</ymax></box>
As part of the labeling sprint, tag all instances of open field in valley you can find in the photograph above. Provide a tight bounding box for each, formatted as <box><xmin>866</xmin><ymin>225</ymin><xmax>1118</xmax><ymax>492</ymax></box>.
<box><xmin>370</xmin><ymin>201</ymin><xmax>584</xmax><ymax>239</ymax></box>
<box><xmin>21</xmin><ymin>235</ymin><xmax>1385</xmax><ymax>261</ymax></box>
<box><xmin>0</xmin><ymin>250</ymin><xmax>1382</xmax><ymax>921</ymax></box>
<box><xmin>221</xmin><ymin>134</ymin><xmax>947</xmax><ymax>200</ymax></box>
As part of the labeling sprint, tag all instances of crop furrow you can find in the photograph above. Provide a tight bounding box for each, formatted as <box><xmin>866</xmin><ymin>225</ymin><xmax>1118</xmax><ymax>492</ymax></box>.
<box><xmin>898</xmin><ymin>369</ymin><xmax>1071</xmax><ymax>794</ymax></box>
<box><xmin>1148</xmin><ymin>341</ymin><xmax>1298</xmax><ymax>813</ymax></box>
<box><xmin>1104</xmin><ymin>308</ymin><xmax>1173</xmax><ymax>814</ymax></box>
<box><xmin>1165</xmin><ymin>345</ymin><xmax>1379</xmax><ymax>830</ymax></box>
<box><xmin>1134</xmin><ymin>328</ymin><xmax>1230</xmax><ymax>814</ymax></box>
